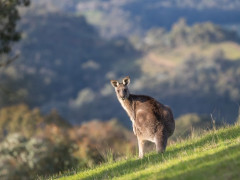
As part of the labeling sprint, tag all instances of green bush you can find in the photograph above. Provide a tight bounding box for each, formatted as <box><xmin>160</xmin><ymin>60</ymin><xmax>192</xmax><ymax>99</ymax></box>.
<box><xmin>0</xmin><ymin>133</ymin><xmax>78</xmax><ymax>180</ymax></box>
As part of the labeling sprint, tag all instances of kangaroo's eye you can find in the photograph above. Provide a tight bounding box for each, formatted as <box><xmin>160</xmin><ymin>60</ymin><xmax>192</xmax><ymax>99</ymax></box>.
<box><xmin>117</xmin><ymin>90</ymin><xmax>120</xmax><ymax>93</ymax></box>
<box><xmin>124</xmin><ymin>89</ymin><xmax>127</xmax><ymax>93</ymax></box>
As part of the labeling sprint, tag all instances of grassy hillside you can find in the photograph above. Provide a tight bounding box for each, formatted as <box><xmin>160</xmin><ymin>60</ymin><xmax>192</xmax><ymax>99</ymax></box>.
<box><xmin>54</xmin><ymin>124</ymin><xmax>240</xmax><ymax>180</ymax></box>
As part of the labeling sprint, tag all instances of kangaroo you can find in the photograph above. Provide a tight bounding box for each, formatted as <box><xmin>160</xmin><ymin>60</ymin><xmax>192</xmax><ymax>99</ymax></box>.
<box><xmin>111</xmin><ymin>76</ymin><xmax>175</xmax><ymax>158</ymax></box>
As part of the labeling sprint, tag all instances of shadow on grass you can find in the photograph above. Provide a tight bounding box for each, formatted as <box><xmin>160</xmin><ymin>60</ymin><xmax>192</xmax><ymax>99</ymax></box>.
<box><xmin>70</xmin><ymin>126</ymin><xmax>240</xmax><ymax>180</ymax></box>
<box><xmin>131</xmin><ymin>143</ymin><xmax>240</xmax><ymax>180</ymax></box>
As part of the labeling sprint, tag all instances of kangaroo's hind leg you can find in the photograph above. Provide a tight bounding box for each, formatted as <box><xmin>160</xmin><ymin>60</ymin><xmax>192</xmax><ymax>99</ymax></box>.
<box><xmin>155</xmin><ymin>131</ymin><xmax>168</xmax><ymax>153</ymax></box>
<box><xmin>137</xmin><ymin>137</ymin><xmax>145</xmax><ymax>158</ymax></box>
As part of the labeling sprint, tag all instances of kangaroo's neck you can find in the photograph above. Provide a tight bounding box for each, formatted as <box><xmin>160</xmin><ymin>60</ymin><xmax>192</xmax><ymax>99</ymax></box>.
<box><xmin>118</xmin><ymin>94</ymin><xmax>135</xmax><ymax>122</ymax></box>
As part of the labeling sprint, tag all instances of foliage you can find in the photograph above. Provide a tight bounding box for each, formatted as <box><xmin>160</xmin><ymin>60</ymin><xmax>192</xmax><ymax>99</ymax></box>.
<box><xmin>71</xmin><ymin>119</ymin><xmax>136</xmax><ymax>167</ymax></box>
<box><xmin>172</xmin><ymin>113</ymin><xmax>219</xmax><ymax>140</ymax></box>
<box><xmin>0</xmin><ymin>133</ymin><xmax>78</xmax><ymax>180</ymax></box>
<box><xmin>0</xmin><ymin>104</ymin><xmax>71</xmax><ymax>139</ymax></box>
<box><xmin>168</xmin><ymin>52</ymin><xmax>240</xmax><ymax>100</ymax></box>
<box><xmin>0</xmin><ymin>104</ymin><xmax>137</xmax><ymax>178</ymax></box>
<box><xmin>0</xmin><ymin>104</ymin><xmax>78</xmax><ymax>179</ymax></box>
<box><xmin>142</xmin><ymin>18</ymin><xmax>239</xmax><ymax>50</ymax></box>
<box><xmin>0</xmin><ymin>0</ymin><xmax>30</xmax><ymax>54</ymax></box>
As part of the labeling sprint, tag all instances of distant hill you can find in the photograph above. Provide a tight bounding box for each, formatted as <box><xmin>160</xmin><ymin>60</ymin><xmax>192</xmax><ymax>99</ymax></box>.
<box><xmin>26</xmin><ymin>0</ymin><xmax>240</xmax><ymax>38</ymax></box>
<box><xmin>1</xmin><ymin>1</ymin><xmax>239</xmax><ymax>127</ymax></box>
<box><xmin>1</xmin><ymin>12</ymin><xmax>140</xmax><ymax>124</ymax></box>
<box><xmin>133</xmin><ymin>20</ymin><xmax>240</xmax><ymax>124</ymax></box>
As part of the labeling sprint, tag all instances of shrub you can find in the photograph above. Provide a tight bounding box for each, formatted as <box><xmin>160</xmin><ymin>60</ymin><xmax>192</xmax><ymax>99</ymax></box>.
<box><xmin>0</xmin><ymin>133</ymin><xmax>78</xmax><ymax>180</ymax></box>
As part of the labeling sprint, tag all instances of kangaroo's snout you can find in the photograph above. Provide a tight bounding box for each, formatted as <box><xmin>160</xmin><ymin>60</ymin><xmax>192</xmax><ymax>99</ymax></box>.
<box><xmin>118</xmin><ymin>88</ymin><xmax>128</xmax><ymax>100</ymax></box>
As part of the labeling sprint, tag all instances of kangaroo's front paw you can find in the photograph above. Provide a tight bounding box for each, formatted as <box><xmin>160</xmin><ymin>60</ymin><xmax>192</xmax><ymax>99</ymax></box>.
<box><xmin>133</xmin><ymin>126</ymin><xmax>136</xmax><ymax>135</ymax></box>
<box><xmin>133</xmin><ymin>129</ymin><xmax>136</xmax><ymax>135</ymax></box>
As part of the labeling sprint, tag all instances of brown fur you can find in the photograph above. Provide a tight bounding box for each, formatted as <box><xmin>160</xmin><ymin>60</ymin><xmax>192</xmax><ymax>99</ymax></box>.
<box><xmin>111</xmin><ymin>76</ymin><xmax>175</xmax><ymax>158</ymax></box>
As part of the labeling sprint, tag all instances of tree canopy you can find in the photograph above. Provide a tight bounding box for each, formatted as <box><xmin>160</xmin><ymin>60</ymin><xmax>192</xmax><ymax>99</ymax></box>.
<box><xmin>0</xmin><ymin>0</ymin><xmax>30</xmax><ymax>57</ymax></box>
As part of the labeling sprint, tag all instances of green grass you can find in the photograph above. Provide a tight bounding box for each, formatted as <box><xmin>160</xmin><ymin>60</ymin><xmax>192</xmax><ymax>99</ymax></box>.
<box><xmin>55</xmin><ymin>124</ymin><xmax>240</xmax><ymax>180</ymax></box>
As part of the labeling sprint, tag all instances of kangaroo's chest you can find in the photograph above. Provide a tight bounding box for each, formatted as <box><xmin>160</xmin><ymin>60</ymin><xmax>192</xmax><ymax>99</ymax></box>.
<box><xmin>119</xmin><ymin>99</ymin><xmax>135</xmax><ymax>122</ymax></box>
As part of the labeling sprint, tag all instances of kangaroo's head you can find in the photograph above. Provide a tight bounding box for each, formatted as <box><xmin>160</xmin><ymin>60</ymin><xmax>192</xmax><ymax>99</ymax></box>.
<box><xmin>111</xmin><ymin>76</ymin><xmax>130</xmax><ymax>100</ymax></box>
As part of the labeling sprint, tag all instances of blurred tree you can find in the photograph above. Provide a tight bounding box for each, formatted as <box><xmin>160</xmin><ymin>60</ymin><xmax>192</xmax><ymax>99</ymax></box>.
<box><xmin>72</xmin><ymin>119</ymin><xmax>136</xmax><ymax>166</ymax></box>
<box><xmin>0</xmin><ymin>133</ymin><xmax>78</xmax><ymax>179</ymax></box>
<box><xmin>172</xmin><ymin>113</ymin><xmax>218</xmax><ymax>140</ymax></box>
<box><xmin>0</xmin><ymin>104</ymin><xmax>71</xmax><ymax>139</ymax></box>
<box><xmin>142</xmin><ymin>18</ymin><xmax>239</xmax><ymax>50</ymax></box>
<box><xmin>170</xmin><ymin>18</ymin><xmax>189</xmax><ymax>47</ymax></box>
<box><xmin>0</xmin><ymin>0</ymin><xmax>30</xmax><ymax>66</ymax></box>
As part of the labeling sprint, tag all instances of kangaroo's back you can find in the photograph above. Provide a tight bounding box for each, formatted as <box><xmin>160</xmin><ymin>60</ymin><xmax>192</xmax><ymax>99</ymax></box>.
<box><xmin>131</xmin><ymin>94</ymin><xmax>175</xmax><ymax>138</ymax></box>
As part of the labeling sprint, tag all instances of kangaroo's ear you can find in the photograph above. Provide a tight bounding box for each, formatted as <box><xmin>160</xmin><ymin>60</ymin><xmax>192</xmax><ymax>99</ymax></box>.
<box><xmin>122</xmin><ymin>76</ymin><xmax>130</xmax><ymax>86</ymax></box>
<box><xmin>111</xmin><ymin>80</ymin><xmax>119</xmax><ymax>87</ymax></box>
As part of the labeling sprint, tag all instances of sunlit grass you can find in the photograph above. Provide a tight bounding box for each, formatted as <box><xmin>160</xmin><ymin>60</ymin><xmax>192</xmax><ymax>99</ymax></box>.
<box><xmin>54</xmin><ymin>124</ymin><xmax>240</xmax><ymax>180</ymax></box>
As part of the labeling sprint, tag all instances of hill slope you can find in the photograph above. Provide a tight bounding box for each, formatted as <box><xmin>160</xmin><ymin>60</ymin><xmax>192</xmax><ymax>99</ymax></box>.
<box><xmin>56</xmin><ymin>124</ymin><xmax>240</xmax><ymax>180</ymax></box>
